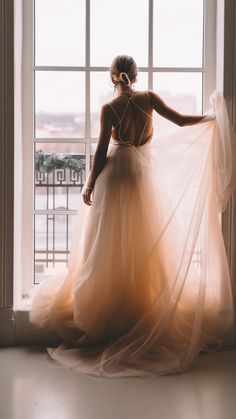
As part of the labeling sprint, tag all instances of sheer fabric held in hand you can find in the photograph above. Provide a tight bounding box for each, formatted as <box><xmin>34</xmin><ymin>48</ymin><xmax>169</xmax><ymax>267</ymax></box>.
<box><xmin>29</xmin><ymin>90</ymin><xmax>235</xmax><ymax>377</ymax></box>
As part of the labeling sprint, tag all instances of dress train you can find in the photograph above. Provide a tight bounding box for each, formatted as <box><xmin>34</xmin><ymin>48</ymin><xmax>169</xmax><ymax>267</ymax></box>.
<box><xmin>29</xmin><ymin>91</ymin><xmax>236</xmax><ymax>377</ymax></box>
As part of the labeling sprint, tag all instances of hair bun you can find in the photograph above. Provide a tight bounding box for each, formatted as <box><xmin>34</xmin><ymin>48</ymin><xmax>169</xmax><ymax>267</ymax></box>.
<box><xmin>119</xmin><ymin>72</ymin><xmax>131</xmax><ymax>86</ymax></box>
<box><xmin>113</xmin><ymin>72</ymin><xmax>131</xmax><ymax>86</ymax></box>
<box><xmin>110</xmin><ymin>55</ymin><xmax>138</xmax><ymax>86</ymax></box>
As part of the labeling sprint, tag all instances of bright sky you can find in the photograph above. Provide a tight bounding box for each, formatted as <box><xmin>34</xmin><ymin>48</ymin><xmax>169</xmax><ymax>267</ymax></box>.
<box><xmin>35</xmin><ymin>0</ymin><xmax>203</xmax><ymax>113</ymax></box>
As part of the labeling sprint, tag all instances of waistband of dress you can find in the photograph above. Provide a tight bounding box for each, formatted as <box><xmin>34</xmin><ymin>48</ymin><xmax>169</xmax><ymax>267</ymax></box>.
<box><xmin>111</xmin><ymin>139</ymin><xmax>135</xmax><ymax>146</ymax></box>
<box><xmin>110</xmin><ymin>139</ymin><xmax>152</xmax><ymax>148</ymax></box>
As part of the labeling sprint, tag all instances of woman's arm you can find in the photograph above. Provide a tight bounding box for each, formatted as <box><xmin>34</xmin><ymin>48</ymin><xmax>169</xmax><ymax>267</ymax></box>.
<box><xmin>149</xmin><ymin>91</ymin><xmax>206</xmax><ymax>127</ymax></box>
<box><xmin>82</xmin><ymin>104</ymin><xmax>112</xmax><ymax>205</ymax></box>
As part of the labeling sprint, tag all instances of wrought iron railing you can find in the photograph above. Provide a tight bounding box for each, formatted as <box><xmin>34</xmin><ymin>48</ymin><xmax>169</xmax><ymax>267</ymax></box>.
<box><xmin>34</xmin><ymin>151</ymin><xmax>86</xmax><ymax>283</ymax></box>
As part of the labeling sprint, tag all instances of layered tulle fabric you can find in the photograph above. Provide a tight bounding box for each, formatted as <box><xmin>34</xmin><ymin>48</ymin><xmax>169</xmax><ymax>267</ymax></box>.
<box><xmin>29</xmin><ymin>91</ymin><xmax>235</xmax><ymax>377</ymax></box>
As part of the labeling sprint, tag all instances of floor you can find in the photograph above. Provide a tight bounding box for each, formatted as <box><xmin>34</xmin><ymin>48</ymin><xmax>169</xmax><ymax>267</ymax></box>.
<box><xmin>0</xmin><ymin>347</ymin><xmax>236</xmax><ymax>419</ymax></box>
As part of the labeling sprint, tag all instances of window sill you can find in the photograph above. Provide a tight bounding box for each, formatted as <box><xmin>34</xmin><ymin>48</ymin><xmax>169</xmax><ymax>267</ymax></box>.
<box><xmin>0</xmin><ymin>299</ymin><xmax>62</xmax><ymax>346</ymax></box>
<box><xmin>14</xmin><ymin>298</ymin><xmax>32</xmax><ymax>311</ymax></box>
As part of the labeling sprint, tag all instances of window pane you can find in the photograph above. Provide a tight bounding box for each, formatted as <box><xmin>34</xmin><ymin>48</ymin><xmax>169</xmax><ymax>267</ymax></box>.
<box><xmin>90</xmin><ymin>72</ymin><xmax>148</xmax><ymax>138</ymax></box>
<box><xmin>35</xmin><ymin>143</ymin><xmax>86</xmax><ymax>211</ymax></box>
<box><xmin>35</xmin><ymin>71</ymin><xmax>85</xmax><ymax>138</ymax></box>
<box><xmin>34</xmin><ymin>214</ymin><xmax>76</xmax><ymax>284</ymax></box>
<box><xmin>35</xmin><ymin>0</ymin><xmax>85</xmax><ymax>66</ymax></box>
<box><xmin>153</xmin><ymin>72</ymin><xmax>202</xmax><ymax>134</ymax></box>
<box><xmin>90</xmin><ymin>0</ymin><xmax>148</xmax><ymax>66</ymax></box>
<box><xmin>90</xmin><ymin>73</ymin><xmax>113</xmax><ymax>139</ymax></box>
<box><xmin>153</xmin><ymin>0</ymin><xmax>203</xmax><ymax>67</ymax></box>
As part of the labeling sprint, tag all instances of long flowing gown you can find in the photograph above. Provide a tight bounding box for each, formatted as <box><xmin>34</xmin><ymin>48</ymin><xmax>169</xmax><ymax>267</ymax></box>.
<box><xmin>29</xmin><ymin>90</ymin><xmax>236</xmax><ymax>377</ymax></box>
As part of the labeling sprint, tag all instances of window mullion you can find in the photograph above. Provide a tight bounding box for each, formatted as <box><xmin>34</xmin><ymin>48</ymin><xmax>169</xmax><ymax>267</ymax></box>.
<box><xmin>85</xmin><ymin>0</ymin><xmax>91</xmax><ymax>179</ymax></box>
<box><xmin>33</xmin><ymin>66</ymin><xmax>204</xmax><ymax>72</ymax></box>
<box><xmin>32</xmin><ymin>138</ymin><xmax>88</xmax><ymax>143</ymax></box>
<box><xmin>203</xmin><ymin>0</ymin><xmax>216</xmax><ymax>112</ymax></box>
<box><xmin>148</xmin><ymin>0</ymin><xmax>153</xmax><ymax>90</ymax></box>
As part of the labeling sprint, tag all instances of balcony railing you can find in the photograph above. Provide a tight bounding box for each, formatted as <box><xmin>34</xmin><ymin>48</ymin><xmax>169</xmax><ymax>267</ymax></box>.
<box><xmin>34</xmin><ymin>151</ymin><xmax>86</xmax><ymax>284</ymax></box>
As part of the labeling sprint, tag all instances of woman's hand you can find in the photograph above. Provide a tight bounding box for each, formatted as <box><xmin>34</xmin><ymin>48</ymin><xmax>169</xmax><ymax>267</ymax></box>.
<box><xmin>202</xmin><ymin>111</ymin><xmax>216</xmax><ymax>122</ymax></box>
<box><xmin>195</xmin><ymin>111</ymin><xmax>216</xmax><ymax>124</ymax></box>
<box><xmin>82</xmin><ymin>186</ymin><xmax>93</xmax><ymax>206</ymax></box>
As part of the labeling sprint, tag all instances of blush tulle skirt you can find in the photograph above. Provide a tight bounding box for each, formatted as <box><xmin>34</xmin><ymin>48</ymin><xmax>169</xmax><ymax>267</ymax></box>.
<box><xmin>29</xmin><ymin>91</ymin><xmax>235</xmax><ymax>377</ymax></box>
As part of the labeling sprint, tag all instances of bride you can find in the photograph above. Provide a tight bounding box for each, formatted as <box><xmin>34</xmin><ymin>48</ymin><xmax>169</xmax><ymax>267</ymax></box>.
<box><xmin>30</xmin><ymin>55</ymin><xmax>235</xmax><ymax>377</ymax></box>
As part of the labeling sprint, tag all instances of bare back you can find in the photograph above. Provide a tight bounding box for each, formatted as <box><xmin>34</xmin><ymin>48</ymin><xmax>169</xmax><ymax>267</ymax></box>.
<box><xmin>109</xmin><ymin>90</ymin><xmax>153</xmax><ymax>147</ymax></box>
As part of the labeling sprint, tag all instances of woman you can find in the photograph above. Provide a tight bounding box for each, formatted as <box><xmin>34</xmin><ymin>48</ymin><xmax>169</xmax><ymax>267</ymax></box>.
<box><xmin>83</xmin><ymin>56</ymin><xmax>206</xmax><ymax>206</ymax></box>
<box><xmin>30</xmin><ymin>55</ymin><xmax>235</xmax><ymax>378</ymax></box>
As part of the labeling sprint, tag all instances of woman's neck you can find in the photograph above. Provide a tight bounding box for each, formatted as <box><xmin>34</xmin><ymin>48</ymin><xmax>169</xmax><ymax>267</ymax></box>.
<box><xmin>116</xmin><ymin>84</ymin><xmax>134</xmax><ymax>95</ymax></box>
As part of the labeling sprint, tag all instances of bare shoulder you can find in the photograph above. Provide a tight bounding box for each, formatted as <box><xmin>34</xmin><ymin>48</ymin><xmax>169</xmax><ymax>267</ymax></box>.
<box><xmin>147</xmin><ymin>90</ymin><xmax>170</xmax><ymax>114</ymax></box>
<box><xmin>99</xmin><ymin>102</ymin><xmax>113</xmax><ymax>120</ymax></box>
<box><xmin>101</xmin><ymin>102</ymin><xmax>112</xmax><ymax>112</ymax></box>
<box><xmin>147</xmin><ymin>90</ymin><xmax>163</xmax><ymax>105</ymax></box>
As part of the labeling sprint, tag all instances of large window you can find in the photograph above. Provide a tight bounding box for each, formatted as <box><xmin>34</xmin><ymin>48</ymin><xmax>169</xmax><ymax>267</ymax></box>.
<box><xmin>17</xmin><ymin>0</ymin><xmax>216</xmax><ymax>302</ymax></box>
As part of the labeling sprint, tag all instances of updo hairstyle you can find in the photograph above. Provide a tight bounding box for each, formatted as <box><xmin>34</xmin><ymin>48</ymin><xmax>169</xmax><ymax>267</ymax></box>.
<box><xmin>110</xmin><ymin>55</ymin><xmax>138</xmax><ymax>87</ymax></box>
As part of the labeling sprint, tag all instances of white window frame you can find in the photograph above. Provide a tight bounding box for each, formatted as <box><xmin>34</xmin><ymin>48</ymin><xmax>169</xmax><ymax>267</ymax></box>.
<box><xmin>14</xmin><ymin>0</ymin><xmax>217</xmax><ymax>308</ymax></box>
